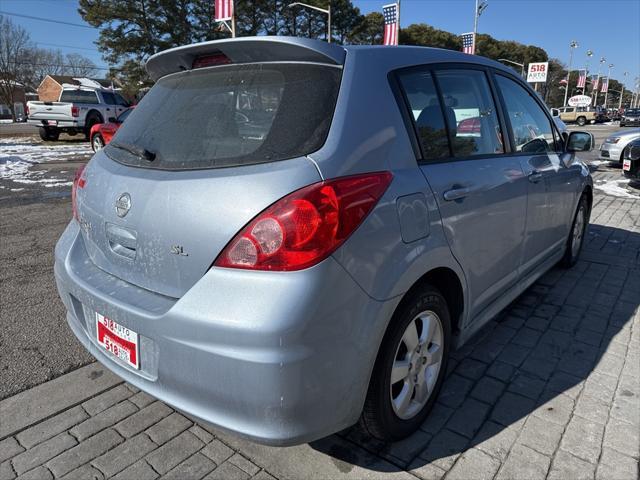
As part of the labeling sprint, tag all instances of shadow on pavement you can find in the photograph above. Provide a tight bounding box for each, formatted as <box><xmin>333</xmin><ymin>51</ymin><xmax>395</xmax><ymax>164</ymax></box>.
<box><xmin>311</xmin><ymin>225</ymin><xmax>639</xmax><ymax>472</ymax></box>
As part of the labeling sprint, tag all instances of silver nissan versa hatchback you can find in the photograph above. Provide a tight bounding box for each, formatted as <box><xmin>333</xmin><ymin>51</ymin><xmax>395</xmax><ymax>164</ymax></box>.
<box><xmin>55</xmin><ymin>37</ymin><xmax>595</xmax><ymax>445</ymax></box>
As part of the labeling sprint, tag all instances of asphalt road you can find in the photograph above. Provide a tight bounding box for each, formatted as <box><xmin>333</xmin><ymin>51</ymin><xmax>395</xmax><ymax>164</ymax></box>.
<box><xmin>0</xmin><ymin>124</ymin><xmax>636</xmax><ymax>400</ymax></box>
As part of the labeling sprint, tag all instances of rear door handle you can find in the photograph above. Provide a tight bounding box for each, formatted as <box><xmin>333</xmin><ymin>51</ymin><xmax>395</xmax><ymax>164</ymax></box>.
<box><xmin>528</xmin><ymin>172</ymin><xmax>544</xmax><ymax>183</ymax></box>
<box><xmin>443</xmin><ymin>186</ymin><xmax>476</xmax><ymax>201</ymax></box>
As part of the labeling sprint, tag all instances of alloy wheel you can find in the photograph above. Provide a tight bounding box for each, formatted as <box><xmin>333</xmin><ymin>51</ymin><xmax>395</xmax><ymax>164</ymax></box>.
<box><xmin>390</xmin><ymin>310</ymin><xmax>444</xmax><ymax>420</ymax></box>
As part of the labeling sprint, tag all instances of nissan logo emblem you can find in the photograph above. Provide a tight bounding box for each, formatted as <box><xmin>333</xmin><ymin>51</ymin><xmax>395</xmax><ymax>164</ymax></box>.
<box><xmin>115</xmin><ymin>193</ymin><xmax>131</xmax><ymax>217</ymax></box>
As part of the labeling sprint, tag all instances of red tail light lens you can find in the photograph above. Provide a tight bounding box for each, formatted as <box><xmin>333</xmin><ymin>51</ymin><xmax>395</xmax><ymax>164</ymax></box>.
<box><xmin>71</xmin><ymin>165</ymin><xmax>86</xmax><ymax>220</ymax></box>
<box><xmin>214</xmin><ymin>172</ymin><xmax>393</xmax><ymax>271</ymax></box>
<box><xmin>71</xmin><ymin>106</ymin><xmax>79</xmax><ymax>118</ymax></box>
<box><xmin>25</xmin><ymin>104</ymin><xmax>29</xmax><ymax>116</ymax></box>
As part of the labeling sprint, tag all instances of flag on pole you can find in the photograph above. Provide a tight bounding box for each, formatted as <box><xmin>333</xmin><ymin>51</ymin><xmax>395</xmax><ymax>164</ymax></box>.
<box><xmin>592</xmin><ymin>76</ymin><xmax>599</xmax><ymax>92</ymax></box>
<box><xmin>215</xmin><ymin>0</ymin><xmax>233</xmax><ymax>21</ymax></box>
<box><xmin>460</xmin><ymin>32</ymin><xmax>475</xmax><ymax>55</ymax></box>
<box><xmin>559</xmin><ymin>77</ymin><xmax>568</xmax><ymax>86</ymax></box>
<box><xmin>600</xmin><ymin>77</ymin><xmax>609</xmax><ymax>93</ymax></box>
<box><xmin>382</xmin><ymin>3</ymin><xmax>399</xmax><ymax>46</ymax></box>
<box><xmin>577</xmin><ymin>70</ymin><xmax>587</xmax><ymax>88</ymax></box>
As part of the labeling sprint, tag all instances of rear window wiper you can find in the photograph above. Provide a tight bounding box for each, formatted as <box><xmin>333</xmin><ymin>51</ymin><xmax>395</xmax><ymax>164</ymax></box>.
<box><xmin>110</xmin><ymin>141</ymin><xmax>156</xmax><ymax>162</ymax></box>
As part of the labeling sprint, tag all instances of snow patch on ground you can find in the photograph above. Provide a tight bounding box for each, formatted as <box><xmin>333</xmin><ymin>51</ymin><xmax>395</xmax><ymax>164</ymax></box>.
<box><xmin>0</xmin><ymin>137</ymin><xmax>91</xmax><ymax>186</ymax></box>
<box><xmin>594</xmin><ymin>178</ymin><xmax>640</xmax><ymax>199</ymax></box>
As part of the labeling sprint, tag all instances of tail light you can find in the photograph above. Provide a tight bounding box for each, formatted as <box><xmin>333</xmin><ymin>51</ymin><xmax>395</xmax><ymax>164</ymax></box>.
<box><xmin>25</xmin><ymin>104</ymin><xmax>29</xmax><ymax>116</ymax></box>
<box><xmin>192</xmin><ymin>53</ymin><xmax>231</xmax><ymax>69</ymax></box>
<box><xmin>72</xmin><ymin>165</ymin><xmax>86</xmax><ymax>220</ymax></box>
<box><xmin>214</xmin><ymin>172</ymin><xmax>393</xmax><ymax>271</ymax></box>
<box><xmin>71</xmin><ymin>106</ymin><xmax>79</xmax><ymax>118</ymax></box>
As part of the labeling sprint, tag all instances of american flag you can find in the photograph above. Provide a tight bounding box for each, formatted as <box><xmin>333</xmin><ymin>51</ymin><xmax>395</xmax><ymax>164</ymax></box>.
<box><xmin>592</xmin><ymin>76</ymin><xmax>599</xmax><ymax>92</ymax></box>
<box><xmin>460</xmin><ymin>32</ymin><xmax>475</xmax><ymax>55</ymax></box>
<box><xmin>600</xmin><ymin>77</ymin><xmax>609</xmax><ymax>93</ymax></box>
<box><xmin>215</xmin><ymin>0</ymin><xmax>233</xmax><ymax>21</ymax></box>
<box><xmin>577</xmin><ymin>70</ymin><xmax>587</xmax><ymax>88</ymax></box>
<box><xmin>559</xmin><ymin>77</ymin><xmax>568</xmax><ymax>86</ymax></box>
<box><xmin>382</xmin><ymin>3</ymin><xmax>399</xmax><ymax>46</ymax></box>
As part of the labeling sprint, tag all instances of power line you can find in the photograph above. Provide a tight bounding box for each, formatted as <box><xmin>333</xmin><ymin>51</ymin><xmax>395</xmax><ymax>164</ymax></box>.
<box><xmin>35</xmin><ymin>42</ymin><xmax>100</xmax><ymax>52</ymax></box>
<box><xmin>7</xmin><ymin>61</ymin><xmax>119</xmax><ymax>71</ymax></box>
<box><xmin>0</xmin><ymin>11</ymin><xmax>97</xmax><ymax>29</ymax></box>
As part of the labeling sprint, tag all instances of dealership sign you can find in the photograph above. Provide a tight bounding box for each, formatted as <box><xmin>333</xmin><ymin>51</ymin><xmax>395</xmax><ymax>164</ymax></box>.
<box><xmin>527</xmin><ymin>62</ymin><xmax>549</xmax><ymax>83</ymax></box>
<box><xmin>568</xmin><ymin>95</ymin><xmax>592</xmax><ymax>107</ymax></box>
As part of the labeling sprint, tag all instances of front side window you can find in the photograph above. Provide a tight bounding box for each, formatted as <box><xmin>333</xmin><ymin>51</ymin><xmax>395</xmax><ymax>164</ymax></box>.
<box><xmin>434</xmin><ymin>69</ymin><xmax>505</xmax><ymax>157</ymax></box>
<box><xmin>60</xmin><ymin>90</ymin><xmax>98</xmax><ymax>104</ymax></box>
<box><xmin>496</xmin><ymin>75</ymin><xmax>558</xmax><ymax>153</ymax></box>
<box><xmin>102</xmin><ymin>91</ymin><xmax>117</xmax><ymax>105</ymax></box>
<box><xmin>397</xmin><ymin>70</ymin><xmax>450</xmax><ymax>160</ymax></box>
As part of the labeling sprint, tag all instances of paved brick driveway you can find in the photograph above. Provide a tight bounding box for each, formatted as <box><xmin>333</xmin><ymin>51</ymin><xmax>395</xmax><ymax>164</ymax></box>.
<box><xmin>1</xmin><ymin>167</ymin><xmax>638</xmax><ymax>480</ymax></box>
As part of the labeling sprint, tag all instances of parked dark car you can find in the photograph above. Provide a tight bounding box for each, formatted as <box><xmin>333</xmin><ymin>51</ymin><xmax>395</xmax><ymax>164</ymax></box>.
<box><xmin>622</xmin><ymin>138</ymin><xmax>640</xmax><ymax>181</ymax></box>
<box><xmin>621</xmin><ymin>108</ymin><xmax>640</xmax><ymax>127</ymax></box>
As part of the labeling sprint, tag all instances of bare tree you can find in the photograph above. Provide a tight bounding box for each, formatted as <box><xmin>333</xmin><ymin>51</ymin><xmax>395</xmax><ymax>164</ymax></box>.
<box><xmin>64</xmin><ymin>53</ymin><xmax>97</xmax><ymax>77</ymax></box>
<box><xmin>0</xmin><ymin>15</ymin><xmax>33</xmax><ymax>120</ymax></box>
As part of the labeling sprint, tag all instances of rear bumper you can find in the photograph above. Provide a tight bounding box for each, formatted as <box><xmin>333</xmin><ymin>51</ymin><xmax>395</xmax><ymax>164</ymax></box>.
<box><xmin>27</xmin><ymin>119</ymin><xmax>81</xmax><ymax>129</ymax></box>
<box><xmin>621</xmin><ymin>118</ymin><xmax>640</xmax><ymax>126</ymax></box>
<box><xmin>54</xmin><ymin>221</ymin><xmax>398</xmax><ymax>446</ymax></box>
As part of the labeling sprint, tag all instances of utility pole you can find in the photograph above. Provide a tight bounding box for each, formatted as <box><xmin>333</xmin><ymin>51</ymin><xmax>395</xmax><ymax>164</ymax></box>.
<box><xmin>473</xmin><ymin>0</ymin><xmax>488</xmax><ymax>54</ymax></box>
<box><xmin>603</xmin><ymin>63</ymin><xmax>614</xmax><ymax>108</ymax></box>
<box><xmin>619</xmin><ymin>72</ymin><xmax>628</xmax><ymax>110</ymax></box>
<box><xmin>563</xmin><ymin>40</ymin><xmax>579</xmax><ymax>107</ymax></box>
<box><xmin>593</xmin><ymin>56</ymin><xmax>605</xmax><ymax>107</ymax></box>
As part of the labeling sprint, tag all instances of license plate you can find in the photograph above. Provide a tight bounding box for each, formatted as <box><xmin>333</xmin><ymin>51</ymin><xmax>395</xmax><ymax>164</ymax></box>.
<box><xmin>623</xmin><ymin>160</ymin><xmax>631</xmax><ymax>171</ymax></box>
<box><xmin>47</xmin><ymin>120</ymin><xmax>57</xmax><ymax>126</ymax></box>
<box><xmin>96</xmin><ymin>313</ymin><xmax>139</xmax><ymax>369</ymax></box>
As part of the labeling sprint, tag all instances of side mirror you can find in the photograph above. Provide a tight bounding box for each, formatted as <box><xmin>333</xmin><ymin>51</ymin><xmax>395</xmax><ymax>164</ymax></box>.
<box><xmin>566</xmin><ymin>131</ymin><xmax>594</xmax><ymax>152</ymax></box>
<box><xmin>108</xmin><ymin>117</ymin><xmax>117</xmax><ymax>123</ymax></box>
<box><xmin>550</xmin><ymin>108</ymin><xmax>560</xmax><ymax>117</ymax></box>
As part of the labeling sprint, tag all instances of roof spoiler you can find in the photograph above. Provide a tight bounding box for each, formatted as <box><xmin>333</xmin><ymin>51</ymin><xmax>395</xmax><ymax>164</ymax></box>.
<box><xmin>145</xmin><ymin>36</ymin><xmax>346</xmax><ymax>81</ymax></box>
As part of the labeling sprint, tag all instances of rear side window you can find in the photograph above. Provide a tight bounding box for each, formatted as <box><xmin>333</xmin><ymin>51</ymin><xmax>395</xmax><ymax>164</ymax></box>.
<box><xmin>434</xmin><ymin>70</ymin><xmax>504</xmax><ymax>157</ymax></box>
<box><xmin>60</xmin><ymin>90</ymin><xmax>98</xmax><ymax>104</ymax></box>
<box><xmin>397</xmin><ymin>71</ymin><xmax>450</xmax><ymax>160</ymax></box>
<box><xmin>495</xmin><ymin>75</ymin><xmax>558</xmax><ymax>153</ymax></box>
<box><xmin>106</xmin><ymin>63</ymin><xmax>341</xmax><ymax>170</ymax></box>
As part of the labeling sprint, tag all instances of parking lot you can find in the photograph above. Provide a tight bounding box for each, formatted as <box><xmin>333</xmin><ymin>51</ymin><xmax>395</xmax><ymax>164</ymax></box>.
<box><xmin>0</xmin><ymin>123</ymin><xmax>638</xmax><ymax>479</ymax></box>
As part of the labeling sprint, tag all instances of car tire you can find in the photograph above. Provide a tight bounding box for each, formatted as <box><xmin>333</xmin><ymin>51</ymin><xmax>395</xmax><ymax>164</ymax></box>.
<box><xmin>577</xmin><ymin>116</ymin><xmax>586</xmax><ymax>126</ymax></box>
<box><xmin>360</xmin><ymin>285</ymin><xmax>451</xmax><ymax>441</ymax></box>
<box><xmin>84</xmin><ymin>113</ymin><xmax>102</xmax><ymax>139</ymax></box>
<box><xmin>560</xmin><ymin>194</ymin><xmax>589</xmax><ymax>268</ymax></box>
<box><xmin>91</xmin><ymin>134</ymin><xmax>105</xmax><ymax>152</ymax></box>
<box><xmin>39</xmin><ymin>127</ymin><xmax>59</xmax><ymax>141</ymax></box>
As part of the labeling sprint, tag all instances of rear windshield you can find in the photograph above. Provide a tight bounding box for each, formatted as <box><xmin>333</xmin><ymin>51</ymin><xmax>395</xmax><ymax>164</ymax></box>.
<box><xmin>105</xmin><ymin>63</ymin><xmax>342</xmax><ymax>170</ymax></box>
<box><xmin>60</xmin><ymin>90</ymin><xmax>98</xmax><ymax>104</ymax></box>
<box><xmin>626</xmin><ymin>109</ymin><xmax>640</xmax><ymax>115</ymax></box>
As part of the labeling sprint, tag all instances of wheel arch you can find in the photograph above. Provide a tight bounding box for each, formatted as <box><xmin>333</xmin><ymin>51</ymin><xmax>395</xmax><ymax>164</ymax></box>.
<box><xmin>392</xmin><ymin>266</ymin><xmax>465</xmax><ymax>338</ymax></box>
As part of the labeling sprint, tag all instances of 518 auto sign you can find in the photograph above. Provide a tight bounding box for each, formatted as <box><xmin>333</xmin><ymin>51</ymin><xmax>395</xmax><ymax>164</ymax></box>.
<box><xmin>527</xmin><ymin>62</ymin><xmax>549</xmax><ymax>83</ymax></box>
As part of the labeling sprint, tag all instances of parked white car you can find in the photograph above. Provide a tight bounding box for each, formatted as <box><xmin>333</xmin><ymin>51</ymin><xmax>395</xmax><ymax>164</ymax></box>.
<box><xmin>599</xmin><ymin>128</ymin><xmax>640</xmax><ymax>163</ymax></box>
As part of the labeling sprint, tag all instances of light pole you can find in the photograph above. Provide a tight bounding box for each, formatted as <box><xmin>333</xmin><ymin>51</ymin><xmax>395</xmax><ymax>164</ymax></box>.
<box><xmin>584</xmin><ymin>49</ymin><xmax>593</xmax><ymax>94</ymax></box>
<box><xmin>603</xmin><ymin>63</ymin><xmax>614</xmax><ymax>108</ymax></box>
<box><xmin>619</xmin><ymin>71</ymin><xmax>628</xmax><ymax>110</ymax></box>
<box><xmin>498</xmin><ymin>58</ymin><xmax>525</xmax><ymax>78</ymax></box>
<box><xmin>593</xmin><ymin>56</ymin><xmax>606</xmax><ymax>107</ymax></box>
<box><xmin>287</xmin><ymin>2</ymin><xmax>332</xmax><ymax>43</ymax></box>
<box><xmin>473</xmin><ymin>0</ymin><xmax>488</xmax><ymax>54</ymax></box>
<box><xmin>563</xmin><ymin>40</ymin><xmax>579</xmax><ymax>107</ymax></box>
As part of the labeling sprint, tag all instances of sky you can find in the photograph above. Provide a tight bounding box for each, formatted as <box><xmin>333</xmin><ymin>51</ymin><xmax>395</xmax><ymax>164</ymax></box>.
<box><xmin>1</xmin><ymin>0</ymin><xmax>639</xmax><ymax>89</ymax></box>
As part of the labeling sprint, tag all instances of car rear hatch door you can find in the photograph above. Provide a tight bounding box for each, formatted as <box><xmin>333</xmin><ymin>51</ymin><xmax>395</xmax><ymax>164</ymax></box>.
<box><xmin>74</xmin><ymin>39</ymin><xmax>344</xmax><ymax>299</ymax></box>
<box><xmin>28</xmin><ymin>102</ymin><xmax>73</xmax><ymax>122</ymax></box>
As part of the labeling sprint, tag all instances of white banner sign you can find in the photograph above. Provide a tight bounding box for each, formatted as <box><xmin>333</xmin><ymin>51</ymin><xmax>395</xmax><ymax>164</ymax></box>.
<box><xmin>527</xmin><ymin>62</ymin><xmax>549</xmax><ymax>83</ymax></box>
<box><xmin>568</xmin><ymin>95</ymin><xmax>592</xmax><ymax>107</ymax></box>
